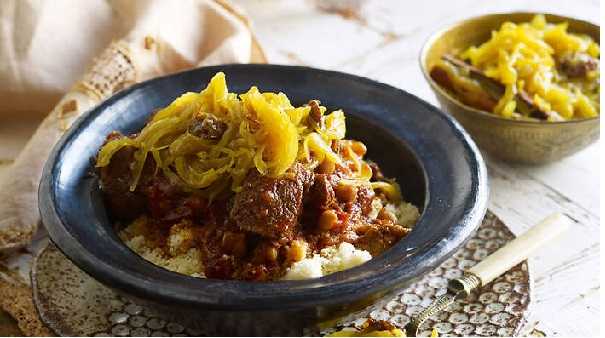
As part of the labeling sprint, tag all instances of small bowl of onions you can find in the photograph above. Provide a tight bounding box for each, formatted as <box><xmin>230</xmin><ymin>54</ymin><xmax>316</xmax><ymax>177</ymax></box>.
<box><xmin>420</xmin><ymin>12</ymin><xmax>600</xmax><ymax>164</ymax></box>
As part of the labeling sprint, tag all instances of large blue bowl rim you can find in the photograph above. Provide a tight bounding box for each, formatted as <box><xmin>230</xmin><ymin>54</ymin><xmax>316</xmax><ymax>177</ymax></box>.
<box><xmin>39</xmin><ymin>64</ymin><xmax>488</xmax><ymax>312</ymax></box>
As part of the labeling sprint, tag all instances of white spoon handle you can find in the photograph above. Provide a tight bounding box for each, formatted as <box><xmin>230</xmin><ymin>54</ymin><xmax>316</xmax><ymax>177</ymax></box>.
<box><xmin>468</xmin><ymin>213</ymin><xmax>571</xmax><ymax>285</ymax></box>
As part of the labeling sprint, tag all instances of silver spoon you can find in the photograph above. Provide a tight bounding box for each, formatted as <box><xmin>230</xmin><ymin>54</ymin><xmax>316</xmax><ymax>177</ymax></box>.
<box><xmin>406</xmin><ymin>213</ymin><xmax>571</xmax><ymax>336</ymax></box>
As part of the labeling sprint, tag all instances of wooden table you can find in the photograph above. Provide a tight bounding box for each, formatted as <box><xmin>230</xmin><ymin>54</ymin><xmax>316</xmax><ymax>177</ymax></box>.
<box><xmin>230</xmin><ymin>0</ymin><xmax>600</xmax><ymax>336</ymax></box>
<box><xmin>0</xmin><ymin>0</ymin><xmax>598</xmax><ymax>336</ymax></box>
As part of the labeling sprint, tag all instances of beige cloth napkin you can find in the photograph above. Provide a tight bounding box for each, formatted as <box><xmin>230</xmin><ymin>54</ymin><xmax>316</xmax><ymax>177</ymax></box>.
<box><xmin>0</xmin><ymin>0</ymin><xmax>265</xmax><ymax>334</ymax></box>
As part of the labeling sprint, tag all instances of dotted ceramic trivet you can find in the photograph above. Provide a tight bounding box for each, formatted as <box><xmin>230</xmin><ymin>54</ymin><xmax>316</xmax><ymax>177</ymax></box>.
<box><xmin>31</xmin><ymin>211</ymin><xmax>531</xmax><ymax>336</ymax></box>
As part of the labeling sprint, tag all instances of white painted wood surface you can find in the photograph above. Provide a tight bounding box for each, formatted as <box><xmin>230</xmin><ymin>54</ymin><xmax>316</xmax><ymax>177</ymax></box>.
<box><xmin>230</xmin><ymin>0</ymin><xmax>600</xmax><ymax>336</ymax></box>
<box><xmin>0</xmin><ymin>0</ymin><xmax>598</xmax><ymax>336</ymax></box>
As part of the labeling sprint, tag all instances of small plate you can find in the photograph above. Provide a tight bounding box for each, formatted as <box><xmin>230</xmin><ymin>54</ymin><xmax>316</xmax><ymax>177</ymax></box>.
<box><xmin>33</xmin><ymin>211</ymin><xmax>529</xmax><ymax>337</ymax></box>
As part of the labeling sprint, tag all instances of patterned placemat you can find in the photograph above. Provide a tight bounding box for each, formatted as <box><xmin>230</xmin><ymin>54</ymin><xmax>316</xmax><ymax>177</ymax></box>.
<box><xmin>31</xmin><ymin>211</ymin><xmax>531</xmax><ymax>336</ymax></box>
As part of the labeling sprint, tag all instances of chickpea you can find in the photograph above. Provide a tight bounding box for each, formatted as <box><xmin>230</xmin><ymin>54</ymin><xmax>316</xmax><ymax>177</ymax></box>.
<box><xmin>335</xmin><ymin>183</ymin><xmax>358</xmax><ymax>203</ymax></box>
<box><xmin>368</xmin><ymin>161</ymin><xmax>385</xmax><ymax>180</ymax></box>
<box><xmin>288</xmin><ymin>240</ymin><xmax>308</xmax><ymax>262</ymax></box>
<box><xmin>319</xmin><ymin>209</ymin><xmax>339</xmax><ymax>231</ymax></box>
<box><xmin>378</xmin><ymin>208</ymin><xmax>398</xmax><ymax>223</ymax></box>
<box><xmin>355</xmin><ymin>223</ymin><xmax>371</xmax><ymax>234</ymax></box>
<box><xmin>317</xmin><ymin>159</ymin><xmax>336</xmax><ymax>174</ymax></box>
<box><xmin>331</xmin><ymin>140</ymin><xmax>341</xmax><ymax>153</ymax></box>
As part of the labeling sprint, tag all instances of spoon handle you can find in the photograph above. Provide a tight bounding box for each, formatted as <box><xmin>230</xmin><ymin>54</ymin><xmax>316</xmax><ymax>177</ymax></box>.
<box><xmin>468</xmin><ymin>213</ymin><xmax>571</xmax><ymax>286</ymax></box>
<box><xmin>406</xmin><ymin>213</ymin><xmax>571</xmax><ymax>336</ymax></box>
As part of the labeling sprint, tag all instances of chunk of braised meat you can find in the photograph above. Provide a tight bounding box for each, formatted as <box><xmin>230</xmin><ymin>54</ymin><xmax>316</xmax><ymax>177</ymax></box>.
<box><xmin>306</xmin><ymin>223</ymin><xmax>358</xmax><ymax>249</ymax></box>
<box><xmin>355</xmin><ymin>184</ymin><xmax>376</xmax><ymax>215</ymax></box>
<box><xmin>367</xmin><ymin>160</ymin><xmax>385</xmax><ymax>181</ymax></box>
<box><xmin>199</xmin><ymin>222</ymin><xmax>296</xmax><ymax>281</ymax></box>
<box><xmin>204</xmin><ymin>253</ymin><xmax>236</xmax><ymax>279</ymax></box>
<box><xmin>303</xmin><ymin>172</ymin><xmax>375</xmax><ymax>224</ymax></box>
<box><xmin>302</xmin><ymin>180</ymin><xmax>378</xmax><ymax>250</ymax></box>
<box><xmin>308</xmin><ymin>174</ymin><xmax>337</xmax><ymax>210</ymax></box>
<box><xmin>359</xmin><ymin>319</ymin><xmax>397</xmax><ymax>333</ymax></box>
<box><xmin>328</xmin><ymin>183</ymin><xmax>374</xmax><ymax>232</ymax></box>
<box><xmin>98</xmin><ymin>133</ymin><xmax>155</xmax><ymax>220</ymax></box>
<box><xmin>188</xmin><ymin>113</ymin><xmax>228</xmax><ymax>140</ymax></box>
<box><xmin>236</xmin><ymin>238</ymin><xmax>297</xmax><ymax>281</ymax></box>
<box><xmin>229</xmin><ymin>163</ymin><xmax>313</xmax><ymax>240</ymax></box>
<box><xmin>306</xmin><ymin>99</ymin><xmax>323</xmax><ymax>129</ymax></box>
<box><xmin>559</xmin><ymin>53</ymin><xmax>598</xmax><ymax>78</ymax></box>
<box><xmin>145</xmin><ymin>175</ymin><xmax>191</xmax><ymax>221</ymax></box>
<box><xmin>430</xmin><ymin>62</ymin><xmax>498</xmax><ymax>112</ymax></box>
<box><xmin>99</xmin><ymin>134</ymin><xmax>217</xmax><ymax>223</ymax></box>
<box><xmin>196</xmin><ymin>221</ymin><xmax>244</xmax><ymax>279</ymax></box>
<box><xmin>436</xmin><ymin>54</ymin><xmax>553</xmax><ymax>119</ymax></box>
<box><xmin>354</xmin><ymin>220</ymin><xmax>410</xmax><ymax>256</ymax></box>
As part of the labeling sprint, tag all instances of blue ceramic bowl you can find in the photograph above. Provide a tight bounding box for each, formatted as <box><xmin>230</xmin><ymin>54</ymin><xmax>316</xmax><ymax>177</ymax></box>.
<box><xmin>39</xmin><ymin>64</ymin><xmax>488</xmax><ymax>335</ymax></box>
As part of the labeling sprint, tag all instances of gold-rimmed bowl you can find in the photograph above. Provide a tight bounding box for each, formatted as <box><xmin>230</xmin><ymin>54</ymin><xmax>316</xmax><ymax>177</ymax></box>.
<box><xmin>420</xmin><ymin>12</ymin><xmax>600</xmax><ymax>164</ymax></box>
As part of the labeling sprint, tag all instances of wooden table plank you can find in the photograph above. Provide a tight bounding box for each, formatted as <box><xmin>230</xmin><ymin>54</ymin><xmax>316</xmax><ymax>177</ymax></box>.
<box><xmin>233</xmin><ymin>1</ymin><xmax>601</xmax><ymax>336</ymax></box>
<box><xmin>502</xmin><ymin>143</ymin><xmax>600</xmax><ymax>215</ymax></box>
<box><xmin>1</xmin><ymin>1</ymin><xmax>597</xmax><ymax>336</ymax></box>
<box><xmin>486</xmin><ymin>158</ymin><xmax>600</xmax><ymax>336</ymax></box>
<box><xmin>234</xmin><ymin>0</ymin><xmax>385</xmax><ymax>67</ymax></box>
